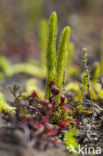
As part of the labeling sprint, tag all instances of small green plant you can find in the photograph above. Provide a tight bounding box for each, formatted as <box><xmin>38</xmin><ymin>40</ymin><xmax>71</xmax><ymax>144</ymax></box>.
<box><xmin>66</xmin><ymin>41</ymin><xmax>75</xmax><ymax>69</ymax></box>
<box><xmin>80</xmin><ymin>48</ymin><xmax>103</xmax><ymax>100</ymax></box>
<box><xmin>45</xmin><ymin>12</ymin><xmax>71</xmax><ymax>99</ymax></box>
<box><xmin>1</xmin><ymin>11</ymin><xmax>103</xmax><ymax>155</ymax></box>
<box><xmin>40</xmin><ymin>19</ymin><xmax>48</xmax><ymax>69</ymax></box>
<box><xmin>45</xmin><ymin>12</ymin><xmax>57</xmax><ymax>98</ymax></box>
<box><xmin>81</xmin><ymin>48</ymin><xmax>91</xmax><ymax>99</ymax></box>
<box><xmin>55</xmin><ymin>27</ymin><xmax>71</xmax><ymax>98</ymax></box>
<box><xmin>7</xmin><ymin>12</ymin><xmax>71</xmax><ymax>97</ymax></box>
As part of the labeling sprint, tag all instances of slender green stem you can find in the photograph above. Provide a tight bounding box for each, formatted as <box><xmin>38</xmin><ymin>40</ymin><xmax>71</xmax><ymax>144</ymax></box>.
<box><xmin>55</xmin><ymin>26</ymin><xmax>71</xmax><ymax>100</ymax></box>
<box><xmin>40</xmin><ymin>19</ymin><xmax>48</xmax><ymax>69</ymax></box>
<box><xmin>45</xmin><ymin>12</ymin><xmax>58</xmax><ymax>98</ymax></box>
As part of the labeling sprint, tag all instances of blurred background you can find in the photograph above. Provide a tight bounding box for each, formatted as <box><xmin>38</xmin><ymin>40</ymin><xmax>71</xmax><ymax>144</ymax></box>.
<box><xmin>0</xmin><ymin>0</ymin><xmax>103</xmax><ymax>64</ymax></box>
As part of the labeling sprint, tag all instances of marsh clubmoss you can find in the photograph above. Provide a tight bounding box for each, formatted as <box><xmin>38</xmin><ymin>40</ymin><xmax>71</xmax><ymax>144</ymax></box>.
<box><xmin>45</xmin><ymin>12</ymin><xmax>57</xmax><ymax>98</ymax></box>
<box><xmin>45</xmin><ymin>12</ymin><xmax>71</xmax><ymax>100</ymax></box>
<box><xmin>40</xmin><ymin>19</ymin><xmax>48</xmax><ymax>69</ymax></box>
<box><xmin>81</xmin><ymin>48</ymin><xmax>90</xmax><ymax>93</ymax></box>
<box><xmin>55</xmin><ymin>27</ymin><xmax>71</xmax><ymax>99</ymax></box>
<box><xmin>66</xmin><ymin>42</ymin><xmax>75</xmax><ymax>69</ymax></box>
<box><xmin>1</xmin><ymin>11</ymin><xmax>103</xmax><ymax>154</ymax></box>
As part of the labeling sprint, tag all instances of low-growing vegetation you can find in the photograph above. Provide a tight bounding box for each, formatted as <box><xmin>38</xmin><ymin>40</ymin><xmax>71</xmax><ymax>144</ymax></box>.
<box><xmin>0</xmin><ymin>11</ymin><xmax>103</xmax><ymax>155</ymax></box>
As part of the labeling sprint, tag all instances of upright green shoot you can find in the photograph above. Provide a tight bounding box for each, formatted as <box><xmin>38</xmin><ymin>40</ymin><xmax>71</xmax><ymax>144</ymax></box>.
<box><xmin>40</xmin><ymin>19</ymin><xmax>48</xmax><ymax>69</ymax></box>
<box><xmin>55</xmin><ymin>27</ymin><xmax>71</xmax><ymax>98</ymax></box>
<box><xmin>66</xmin><ymin>42</ymin><xmax>75</xmax><ymax>68</ymax></box>
<box><xmin>45</xmin><ymin>12</ymin><xmax>57</xmax><ymax>98</ymax></box>
<box><xmin>81</xmin><ymin>48</ymin><xmax>91</xmax><ymax>100</ymax></box>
